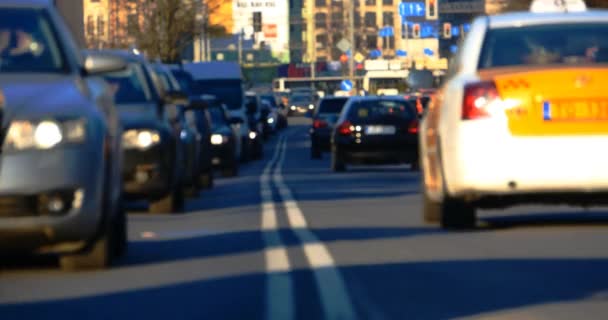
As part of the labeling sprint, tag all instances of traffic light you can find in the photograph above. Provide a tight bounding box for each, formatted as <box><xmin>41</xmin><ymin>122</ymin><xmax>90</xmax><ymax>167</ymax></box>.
<box><xmin>426</xmin><ymin>0</ymin><xmax>438</xmax><ymax>20</ymax></box>
<box><xmin>253</xmin><ymin>12</ymin><xmax>262</xmax><ymax>32</ymax></box>
<box><xmin>412</xmin><ymin>24</ymin><xmax>421</xmax><ymax>38</ymax></box>
<box><xmin>443</xmin><ymin>22</ymin><xmax>452</xmax><ymax>39</ymax></box>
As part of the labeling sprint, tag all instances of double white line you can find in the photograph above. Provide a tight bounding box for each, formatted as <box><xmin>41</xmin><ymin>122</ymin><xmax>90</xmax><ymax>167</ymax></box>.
<box><xmin>260</xmin><ymin>135</ymin><xmax>356</xmax><ymax>320</ymax></box>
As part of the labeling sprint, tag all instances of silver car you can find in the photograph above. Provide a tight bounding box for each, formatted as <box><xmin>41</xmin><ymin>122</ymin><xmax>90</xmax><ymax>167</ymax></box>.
<box><xmin>0</xmin><ymin>0</ymin><xmax>127</xmax><ymax>270</ymax></box>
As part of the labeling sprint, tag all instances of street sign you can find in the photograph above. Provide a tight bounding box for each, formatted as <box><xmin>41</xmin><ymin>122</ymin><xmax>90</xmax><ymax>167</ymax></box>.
<box><xmin>336</xmin><ymin>38</ymin><xmax>351</xmax><ymax>53</ymax></box>
<box><xmin>399</xmin><ymin>2</ymin><xmax>425</xmax><ymax>17</ymax></box>
<box><xmin>396</xmin><ymin>49</ymin><xmax>408</xmax><ymax>57</ymax></box>
<box><xmin>354</xmin><ymin>52</ymin><xmax>365</xmax><ymax>63</ymax></box>
<box><xmin>423</xmin><ymin>48</ymin><xmax>434</xmax><ymax>56</ymax></box>
<box><xmin>340</xmin><ymin>79</ymin><xmax>353</xmax><ymax>91</ymax></box>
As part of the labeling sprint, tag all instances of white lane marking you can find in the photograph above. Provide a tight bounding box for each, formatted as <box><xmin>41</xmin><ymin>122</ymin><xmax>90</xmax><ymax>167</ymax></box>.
<box><xmin>273</xmin><ymin>139</ymin><xmax>357</xmax><ymax>320</ymax></box>
<box><xmin>261</xmin><ymin>136</ymin><xmax>294</xmax><ymax>320</ymax></box>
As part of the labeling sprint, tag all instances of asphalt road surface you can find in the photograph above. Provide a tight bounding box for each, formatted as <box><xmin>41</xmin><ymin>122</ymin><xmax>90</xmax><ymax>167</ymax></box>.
<box><xmin>2</xmin><ymin>117</ymin><xmax>608</xmax><ymax>320</ymax></box>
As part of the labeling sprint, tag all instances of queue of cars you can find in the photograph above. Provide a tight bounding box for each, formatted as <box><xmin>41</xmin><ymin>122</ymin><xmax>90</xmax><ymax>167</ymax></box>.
<box><xmin>0</xmin><ymin>0</ymin><xmax>285</xmax><ymax>270</ymax></box>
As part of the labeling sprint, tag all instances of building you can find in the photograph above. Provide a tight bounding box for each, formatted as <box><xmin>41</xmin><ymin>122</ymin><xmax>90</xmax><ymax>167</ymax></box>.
<box><xmin>83</xmin><ymin>0</ymin><xmax>141</xmax><ymax>49</ymax></box>
<box><xmin>289</xmin><ymin>0</ymin><xmax>305</xmax><ymax>63</ymax></box>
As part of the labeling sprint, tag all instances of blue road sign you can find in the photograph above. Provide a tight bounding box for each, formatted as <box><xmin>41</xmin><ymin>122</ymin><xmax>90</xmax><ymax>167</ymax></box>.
<box><xmin>369</xmin><ymin>49</ymin><xmax>382</xmax><ymax>58</ymax></box>
<box><xmin>396</xmin><ymin>49</ymin><xmax>408</xmax><ymax>57</ymax></box>
<box><xmin>450</xmin><ymin>45</ymin><xmax>459</xmax><ymax>54</ymax></box>
<box><xmin>340</xmin><ymin>79</ymin><xmax>353</xmax><ymax>91</ymax></box>
<box><xmin>423</xmin><ymin>48</ymin><xmax>434</xmax><ymax>56</ymax></box>
<box><xmin>452</xmin><ymin>26</ymin><xmax>460</xmax><ymax>37</ymax></box>
<box><xmin>399</xmin><ymin>2</ymin><xmax>425</xmax><ymax>17</ymax></box>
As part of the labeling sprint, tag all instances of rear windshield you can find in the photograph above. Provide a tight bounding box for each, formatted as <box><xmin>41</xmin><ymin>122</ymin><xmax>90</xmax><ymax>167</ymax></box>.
<box><xmin>479</xmin><ymin>23</ymin><xmax>608</xmax><ymax>69</ymax></box>
<box><xmin>318</xmin><ymin>98</ymin><xmax>348</xmax><ymax>114</ymax></box>
<box><xmin>102</xmin><ymin>63</ymin><xmax>152</xmax><ymax>104</ymax></box>
<box><xmin>260</xmin><ymin>95</ymin><xmax>277</xmax><ymax>108</ymax></box>
<box><xmin>193</xmin><ymin>79</ymin><xmax>243</xmax><ymax>110</ymax></box>
<box><xmin>348</xmin><ymin>99</ymin><xmax>415</xmax><ymax>121</ymax></box>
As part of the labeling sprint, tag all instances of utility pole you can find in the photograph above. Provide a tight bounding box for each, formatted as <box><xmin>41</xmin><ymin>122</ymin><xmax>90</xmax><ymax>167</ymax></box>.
<box><xmin>306</xmin><ymin>0</ymin><xmax>316</xmax><ymax>91</ymax></box>
<box><xmin>348</xmin><ymin>0</ymin><xmax>356</xmax><ymax>93</ymax></box>
<box><xmin>238</xmin><ymin>28</ymin><xmax>243</xmax><ymax>65</ymax></box>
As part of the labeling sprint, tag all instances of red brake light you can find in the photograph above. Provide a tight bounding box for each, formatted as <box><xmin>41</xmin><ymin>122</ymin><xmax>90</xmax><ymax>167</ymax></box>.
<box><xmin>313</xmin><ymin>119</ymin><xmax>328</xmax><ymax>129</ymax></box>
<box><xmin>407</xmin><ymin>119</ymin><xmax>419</xmax><ymax>134</ymax></box>
<box><xmin>337</xmin><ymin>120</ymin><xmax>353</xmax><ymax>135</ymax></box>
<box><xmin>462</xmin><ymin>81</ymin><xmax>500</xmax><ymax>120</ymax></box>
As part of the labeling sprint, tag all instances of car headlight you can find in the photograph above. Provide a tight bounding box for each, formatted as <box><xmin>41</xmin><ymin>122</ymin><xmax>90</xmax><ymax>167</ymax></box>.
<box><xmin>123</xmin><ymin>129</ymin><xmax>161</xmax><ymax>150</ymax></box>
<box><xmin>210</xmin><ymin>134</ymin><xmax>229</xmax><ymax>145</ymax></box>
<box><xmin>290</xmin><ymin>105</ymin><xmax>296</xmax><ymax>110</ymax></box>
<box><xmin>249</xmin><ymin>131</ymin><xmax>257</xmax><ymax>140</ymax></box>
<box><xmin>267</xmin><ymin>117</ymin><xmax>275</xmax><ymax>124</ymax></box>
<box><xmin>4</xmin><ymin>119</ymin><xmax>86</xmax><ymax>151</ymax></box>
<box><xmin>308</xmin><ymin>104</ymin><xmax>314</xmax><ymax>109</ymax></box>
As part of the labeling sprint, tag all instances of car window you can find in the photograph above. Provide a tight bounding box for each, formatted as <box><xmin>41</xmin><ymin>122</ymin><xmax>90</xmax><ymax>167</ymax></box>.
<box><xmin>193</xmin><ymin>79</ymin><xmax>243</xmax><ymax>110</ymax></box>
<box><xmin>318</xmin><ymin>98</ymin><xmax>348</xmax><ymax>115</ymax></box>
<box><xmin>102</xmin><ymin>63</ymin><xmax>153</xmax><ymax>104</ymax></box>
<box><xmin>261</xmin><ymin>95</ymin><xmax>278</xmax><ymax>108</ymax></box>
<box><xmin>0</xmin><ymin>8</ymin><xmax>66</xmax><ymax>73</ymax></box>
<box><xmin>348</xmin><ymin>99</ymin><xmax>415</xmax><ymax>121</ymax></box>
<box><xmin>479</xmin><ymin>23</ymin><xmax>608</xmax><ymax>69</ymax></box>
<box><xmin>208</xmin><ymin>105</ymin><xmax>227</xmax><ymax>125</ymax></box>
<box><xmin>291</xmin><ymin>95</ymin><xmax>311</xmax><ymax>103</ymax></box>
<box><xmin>171</xmin><ymin>70</ymin><xmax>193</xmax><ymax>94</ymax></box>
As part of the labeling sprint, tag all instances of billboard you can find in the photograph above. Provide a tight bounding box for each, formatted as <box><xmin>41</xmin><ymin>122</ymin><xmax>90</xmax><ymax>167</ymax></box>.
<box><xmin>233</xmin><ymin>1</ymin><xmax>289</xmax><ymax>56</ymax></box>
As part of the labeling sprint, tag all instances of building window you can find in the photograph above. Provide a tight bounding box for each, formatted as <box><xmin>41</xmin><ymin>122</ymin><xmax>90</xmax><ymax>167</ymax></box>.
<box><xmin>315</xmin><ymin>0</ymin><xmax>326</xmax><ymax>6</ymax></box>
<box><xmin>97</xmin><ymin>16</ymin><xmax>105</xmax><ymax>36</ymax></box>
<box><xmin>364</xmin><ymin>12</ymin><xmax>376</xmax><ymax>28</ymax></box>
<box><xmin>86</xmin><ymin>15</ymin><xmax>94</xmax><ymax>36</ymax></box>
<box><xmin>382</xmin><ymin>12</ymin><xmax>393</xmax><ymax>26</ymax></box>
<box><xmin>366</xmin><ymin>34</ymin><xmax>378</xmax><ymax>49</ymax></box>
<box><xmin>331</xmin><ymin>12</ymin><xmax>342</xmax><ymax>29</ymax></box>
<box><xmin>316</xmin><ymin>34</ymin><xmax>328</xmax><ymax>48</ymax></box>
<box><xmin>382</xmin><ymin>0</ymin><xmax>393</xmax><ymax>5</ymax></box>
<box><xmin>315</xmin><ymin>13</ymin><xmax>327</xmax><ymax>28</ymax></box>
<box><xmin>365</xmin><ymin>0</ymin><xmax>376</xmax><ymax>5</ymax></box>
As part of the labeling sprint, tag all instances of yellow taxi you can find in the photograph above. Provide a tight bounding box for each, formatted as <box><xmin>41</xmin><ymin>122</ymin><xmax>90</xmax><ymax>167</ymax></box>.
<box><xmin>419</xmin><ymin>0</ymin><xmax>608</xmax><ymax>228</ymax></box>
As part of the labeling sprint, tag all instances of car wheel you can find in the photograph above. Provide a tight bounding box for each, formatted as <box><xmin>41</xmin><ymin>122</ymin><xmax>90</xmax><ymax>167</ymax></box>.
<box><xmin>331</xmin><ymin>147</ymin><xmax>346</xmax><ymax>172</ymax></box>
<box><xmin>199</xmin><ymin>171</ymin><xmax>214</xmax><ymax>189</ymax></box>
<box><xmin>60</xmin><ymin>222</ymin><xmax>111</xmax><ymax>271</ymax></box>
<box><xmin>440</xmin><ymin>198</ymin><xmax>477</xmax><ymax>230</ymax></box>
<box><xmin>150</xmin><ymin>189</ymin><xmax>184</xmax><ymax>214</ymax></box>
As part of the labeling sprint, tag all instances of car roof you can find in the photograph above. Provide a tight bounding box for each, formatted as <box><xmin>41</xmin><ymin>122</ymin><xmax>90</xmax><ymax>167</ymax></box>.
<box><xmin>83</xmin><ymin>49</ymin><xmax>147</xmax><ymax>63</ymax></box>
<box><xmin>0</xmin><ymin>0</ymin><xmax>50</xmax><ymax>8</ymax></box>
<box><xmin>183</xmin><ymin>61</ymin><xmax>242</xmax><ymax>81</ymax></box>
<box><xmin>488</xmin><ymin>10</ymin><xmax>608</xmax><ymax>29</ymax></box>
<box><xmin>347</xmin><ymin>95</ymin><xmax>407</xmax><ymax>103</ymax></box>
<box><xmin>322</xmin><ymin>96</ymin><xmax>349</xmax><ymax>100</ymax></box>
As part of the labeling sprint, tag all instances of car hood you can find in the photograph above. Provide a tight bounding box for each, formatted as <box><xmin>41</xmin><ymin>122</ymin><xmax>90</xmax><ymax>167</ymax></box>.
<box><xmin>0</xmin><ymin>74</ymin><xmax>92</xmax><ymax>123</ymax></box>
<box><xmin>212</xmin><ymin>125</ymin><xmax>232</xmax><ymax>136</ymax></box>
<box><xmin>117</xmin><ymin>103</ymin><xmax>162</xmax><ymax>129</ymax></box>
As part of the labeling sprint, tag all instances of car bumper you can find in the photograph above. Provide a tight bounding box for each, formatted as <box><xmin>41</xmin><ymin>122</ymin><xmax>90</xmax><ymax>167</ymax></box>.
<box><xmin>0</xmin><ymin>146</ymin><xmax>105</xmax><ymax>254</ymax></box>
<box><xmin>445</xmin><ymin>122</ymin><xmax>608</xmax><ymax>204</ymax></box>
<box><xmin>338</xmin><ymin>143</ymin><xmax>418</xmax><ymax>164</ymax></box>
<box><xmin>123</xmin><ymin>144</ymin><xmax>174</xmax><ymax>199</ymax></box>
<box><xmin>211</xmin><ymin>143</ymin><xmax>234</xmax><ymax>167</ymax></box>
<box><xmin>311</xmin><ymin>130</ymin><xmax>332</xmax><ymax>151</ymax></box>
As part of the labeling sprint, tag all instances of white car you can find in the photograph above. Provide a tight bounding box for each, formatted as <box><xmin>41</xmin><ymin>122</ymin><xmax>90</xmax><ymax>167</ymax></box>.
<box><xmin>419</xmin><ymin>0</ymin><xmax>608</xmax><ymax>229</ymax></box>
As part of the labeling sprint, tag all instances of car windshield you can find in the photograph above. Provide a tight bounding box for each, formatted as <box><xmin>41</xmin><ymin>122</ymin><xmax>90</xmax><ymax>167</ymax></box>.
<box><xmin>260</xmin><ymin>95</ymin><xmax>278</xmax><ymax>108</ymax></box>
<box><xmin>171</xmin><ymin>70</ymin><xmax>193</xmax><ymax>94</ymax></box>
<box><xmin>318</xmin><ymin>98</ymin><xmax>348</xmax><ymax>115</ymax></box>
<box><xmin>291</xmin><ymin>95</ymin><xmax>311</xmax><ymax>103</ymax></box>
<box><xmin>193</xmin><ymin>79</ymin><xmax>243</xmax><ymax>110</ymax></box>
<box><xmin>102</xmin><ymin>63</ymin><xmax>152</xmax><ymax>104</ymax></box>
<box><xmin>155</xmin><ymin>69</ymin><xmax>179</xmax><ymax>92</ymax></box>
<box><xmin>0</xmin><ymin>8</ymin><xmax>66</xmax><ymax>73</ymax></box>
<box><xmin>207</xmin><ymin>104</ymin><xmax>226</xmax><ymax>125</ymax></box>
<box><xmin>479</xmin><ymin>23</ymin><xmax>608</xmax><ymax>69</ymax></box>
<box><xmin>348</xmin><ymin>99</ymin><xmax>415</xmax><ymax>121</ymax></box>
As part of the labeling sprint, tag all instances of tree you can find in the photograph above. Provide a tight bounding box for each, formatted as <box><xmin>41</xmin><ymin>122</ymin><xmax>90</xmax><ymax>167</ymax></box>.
<box><xmin>129</xmin><ymin>0</ymin><xmax>226</xmax><ymax>63</ymax></box>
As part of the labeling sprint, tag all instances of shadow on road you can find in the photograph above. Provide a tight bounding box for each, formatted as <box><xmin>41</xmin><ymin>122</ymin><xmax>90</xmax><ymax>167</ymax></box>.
<box><xmin>480</xmin><ymin>211</ymin><xmax>608</xmax><ymax>230</ymax></box>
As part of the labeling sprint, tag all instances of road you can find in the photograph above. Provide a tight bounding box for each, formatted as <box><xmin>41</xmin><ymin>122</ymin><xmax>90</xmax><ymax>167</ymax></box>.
<box><xmin>2</xmin><ymin>117</ymin><xmax>608</xmax><ymax>320</ymax></box>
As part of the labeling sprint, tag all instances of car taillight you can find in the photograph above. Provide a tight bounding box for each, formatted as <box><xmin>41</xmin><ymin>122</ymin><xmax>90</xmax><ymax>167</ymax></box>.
<box><xmin>462</xmin><ymin>81</ymin><xmax>500</xmax><ymax>120</ymax></box>
<box><xmin>313</xmin><ymin>119</ymin><xmax>328</xmax><ymax>129</ymax></box>
<box><xmin>407</xmin><ymin>119</ymin><xmax>419</xmax><ymax>134</ymax></box>
<box><xmin>337</xmin><ymin>121</ymin><xmax>353</xmax><ymax>135</ymax></box>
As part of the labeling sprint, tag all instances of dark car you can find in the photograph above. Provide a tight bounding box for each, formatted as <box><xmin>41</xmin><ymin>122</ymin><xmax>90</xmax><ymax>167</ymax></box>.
<box><xmin>244</xmin><ymin>92</ymin><xmax>265</xmax><ymax>160</ymax></box>
<box><xmin>202</xmin><ymin>96</ymin><xmax>240</xmax><ymax>177</ymax></box>
<box><xmin>260</xmin><ymin>93</ymin><xmax>287</xmax><ymax>130</ymax></box>
<box><xmin>0</xmin><ymin>2</ymin><xmax>127</xmax><ymax>270</ymax></box>
<box><xmin>288</xmin><ymin>93</ymin><xmax>315</xmax><ymax>116</ymax></box>
<box><xmin>310</xmin><ymin>96</ymin><xmax>349</xmax><ymax>159</ymax></box>
<box><xmin>331</xmin><ymin>96</ymin><xmax>419</xmax><ymax>172</ymax></box>
<box><xmin>96</xmin><ymin>50</ymin><xmax>186</xmax><ymax>214</ymax></box>
<box><xmin>153</xmin><ymin>63</ymin><xmax>213</xmax><ymax>194</ymax></box>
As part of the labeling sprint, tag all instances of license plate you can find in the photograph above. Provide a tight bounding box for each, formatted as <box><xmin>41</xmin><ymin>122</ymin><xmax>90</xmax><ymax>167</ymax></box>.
<box><xmin>365</xmin><ymin>125</ymin><xmax>396</xmax><ymax>135</ymax></box>
<box><xmin>544</xmin><ymin>99</ymin><xmax>608</xmax><ymax>122</ymax></box>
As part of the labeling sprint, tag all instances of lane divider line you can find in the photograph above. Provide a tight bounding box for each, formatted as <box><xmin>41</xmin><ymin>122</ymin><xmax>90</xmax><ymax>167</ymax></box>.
<box><xmin>273</xmin><ymin>138</ymin><xmax>357</xmax><ymax>320</ymax></box>
<box><xmin>261</xmin><ymin>135</ymin><xmax>294</xmax><ymax>320</ymax></box>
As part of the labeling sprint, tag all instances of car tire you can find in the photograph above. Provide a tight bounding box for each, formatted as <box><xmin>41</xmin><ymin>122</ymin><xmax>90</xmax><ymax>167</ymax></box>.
<box><xmin>150</xmin><ymin>189</ymin><xmax>184</xmax><ymax>214</ymax></box>
<box><xmin>331</xmin><ymin>147</ymin><xmax>346</xmax><ymax>172</ymax></box>
<box><xmin>199</xmin><ymin>171</ymin><xmax>214</xmax><ymax>189</ymax></box>
<box><xmin>60</xmin><ymin>222</ymin><xmax>111</xmax><ymax>271</ymax></box>
<box><xmin>440</xmin><ymin>198</ymin><xmax>477</xmax><ymax>230</ymax></box>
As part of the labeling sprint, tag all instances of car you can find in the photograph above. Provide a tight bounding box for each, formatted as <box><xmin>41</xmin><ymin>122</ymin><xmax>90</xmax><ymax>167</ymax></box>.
<box><xmin>200</xmin><ymin>95</ymin><xmax>240</xmax><ymax>177</ymax></box>
<box><xmin>419</xmin><ymin>0</ymin><xmax>608</xmax><ymax>229</ymax></box>
<box><xmin>260</xmin><ymin>93</ymin><xmax>287</xmax><ymax>130</ymax></box>
<box><xmin>95</xmin><ymin>50</ymin><xmax>187</xmax><ymax>214</ymax></box>
<box><xmin>310</xmin><ymin>96</ymin><xmax>349</xmax><ymax>159</ymax></box>
<box><xmin>0</xmin><ymin>1</ymin><xmax>127</xmax><ymax>270</ymax></box>
<box><xmin>331</xmin><ymin>96</ymin><xmax>420</xmax><ymax>172</ymax></box>
<box><xmin>288</xmin><ymin>93</ymin><xmax>316</xmax><ymax>116</ymax></box>
<box><xmin>152</xmin><ymin>63</ymin><xmax>213</xmax><ymax>195</ymax></box>
<box><xmin>182</xmin><ymin>62</ymin><xmax>254</xmax><ymax>162</ymax></box>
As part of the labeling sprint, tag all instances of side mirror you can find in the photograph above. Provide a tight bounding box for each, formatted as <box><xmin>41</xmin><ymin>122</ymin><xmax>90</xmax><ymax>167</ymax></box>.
<box><xmin>229</xmin><ymin>117</ymin><xmax>244</xmax><ymax>125</ymax></box>
<box><xmin>83</xmin><ymin>53</ymin><xmax>127</xmax><ymax>75</ymax></box>
<box><xmin>165</xmin><ymin>90</ymin><xmax>189</xmax><ymax>106</ymax></box>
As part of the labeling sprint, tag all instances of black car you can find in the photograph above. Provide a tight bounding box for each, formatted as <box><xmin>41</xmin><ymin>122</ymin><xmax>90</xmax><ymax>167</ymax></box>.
<box><xmin>310</xmin><ymin>96</ymin><xmax>349</xmax><ymax>159</ymax></box>
<box><xmin>97</xmin><ymin>50</ymin><xmax>186</xmax><ymax>213</ymax></box>
<box><xmin>0</xmin><ymin>2</ymin><xmax>127</xmax><ymax>270</ymax></box>
<box><xmin>202</xmin><ymin>96</ymin><xmax>240</xmax><ymax>177</ymax></box>
<box><xmin>244</xmin><ymin>92</ymin><xmax>265</xmax><ymax>160</ymax></box>
<box><xmin>153</xmin><ymin>63</ymin><xmax>214</xmax><ymax>194</ymax></box>
<box><xmin>288</xmin><ymin>93</ymin><xmax>315</xmax><ymax>116</ymax></box>
<box><xmin>260</xmin><ymin>93</ymin><xmax>287</xmax><ymax>130</ymax></box>
<box><xmin>331</xmin><ymin>96</ymin><xmax>419</xmax><ymax>172</ymax></box>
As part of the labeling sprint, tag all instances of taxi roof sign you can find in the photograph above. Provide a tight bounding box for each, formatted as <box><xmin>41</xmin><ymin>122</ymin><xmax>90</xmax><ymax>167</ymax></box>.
<box><xmin>530</xmin><ymin>0</ymin><xmax>587</xmax><ymax>13</ymax></box>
